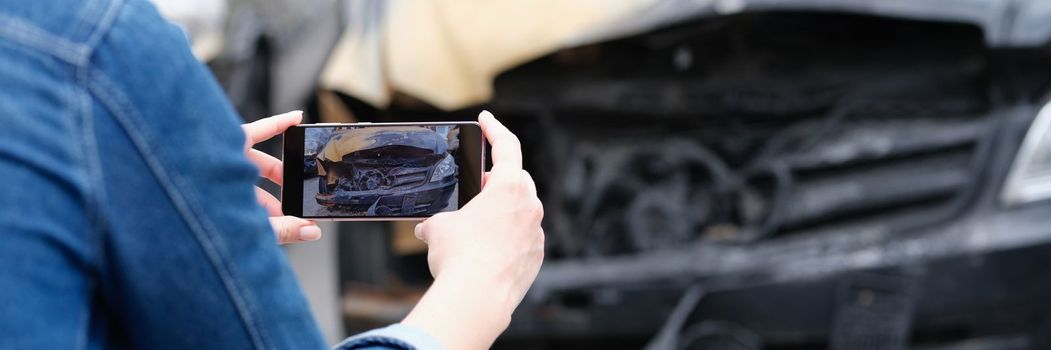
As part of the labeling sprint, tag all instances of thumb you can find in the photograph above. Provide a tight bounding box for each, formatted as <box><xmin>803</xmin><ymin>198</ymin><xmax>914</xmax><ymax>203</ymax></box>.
<box><xmin>414</xmin><ymin>223</ymin><xmax>425</xmax><ymax>243</ymax></box>
<box><xmin>414</xmin><ymin>212</ymin><xmax>452</xmax><ymax>244</ymax></box>
<box><xmin>270</xmin><ymin>216</ymin><xmax>322</xmax><ymax>244</ymax></box>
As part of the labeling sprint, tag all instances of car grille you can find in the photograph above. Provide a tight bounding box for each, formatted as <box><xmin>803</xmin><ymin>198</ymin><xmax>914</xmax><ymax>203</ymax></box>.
<box><xmin>387</xmin><ymin>166</ymin><xmax>431</xmax><ymax>189</ymax></box>
<box><xmin>510</xmin><ymin>102</ymin><xmax>990</xmax><ymax>258</ymax></box>
<box><xmin>739</xmin><ymin>113</ymin><xmax>988</xmax><ymax>236</ymax></box>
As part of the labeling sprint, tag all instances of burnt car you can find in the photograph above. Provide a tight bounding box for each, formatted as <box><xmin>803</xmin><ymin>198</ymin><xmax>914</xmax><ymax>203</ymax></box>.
<box><xmin>487</xmin><ymin>9</ymin><xmax>1051</xmax><ymax>350</ymax></box>
<box><xmin>304</xmin><ymin>128</ymin><xmax>330</xmax><ymax>177</ymax></box>
<box><xmin>333</xmin><ymin>6</ymin><xmax>1051</xmax><ymax>350</ymax></box>
<box><xmin>314</xmin><ymin>126</ymin><xmax>457</xmax><ymax>216</ymax></box>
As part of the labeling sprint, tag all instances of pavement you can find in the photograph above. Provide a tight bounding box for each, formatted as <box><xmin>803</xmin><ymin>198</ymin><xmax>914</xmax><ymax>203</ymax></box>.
<box><xmin>303</xmin><ymin>176</ymin><xmax>356</xmax><ymax>216</ymax></box>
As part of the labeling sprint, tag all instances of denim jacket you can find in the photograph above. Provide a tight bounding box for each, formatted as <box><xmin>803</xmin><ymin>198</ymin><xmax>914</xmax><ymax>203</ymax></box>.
<box><xmin>0</xmin><ymin>0</ymin><xmax>441</xmax><ymax>349</ymax></box>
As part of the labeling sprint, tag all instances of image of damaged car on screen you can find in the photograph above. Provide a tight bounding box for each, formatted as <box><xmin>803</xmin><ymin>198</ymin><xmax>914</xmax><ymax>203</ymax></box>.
<box><xmin>303</xmin><ymin>126</ymin><xmax>459</xmax><ymax>217</ymax></box>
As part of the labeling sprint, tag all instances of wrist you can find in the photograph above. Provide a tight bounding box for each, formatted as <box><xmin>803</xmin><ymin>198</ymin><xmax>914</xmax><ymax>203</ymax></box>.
<box><xmin>435</xmin><ymin>265</ymin><xmax>516</xmax><ymax>322</ymax></box>
<box><xmin>402</xmin><ymin>265</ymin><xmax>516</xmax><ymax>349</ymax></box>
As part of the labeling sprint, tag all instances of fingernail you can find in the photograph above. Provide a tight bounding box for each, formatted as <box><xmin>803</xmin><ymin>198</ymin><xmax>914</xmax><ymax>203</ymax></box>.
<box><xmin>298</xmin><ymin>226</ymin><xmax>321</xmax><ymax>241</ymax></box>
<box><xmin>480</xmin><ymin>110</ymin><xmax>495</xmax><ymax>120</ymax></box>
<box><xmin>286</xmin><ymin>110</ymin><xmax>304</xmax><ymax>120</ymax></box>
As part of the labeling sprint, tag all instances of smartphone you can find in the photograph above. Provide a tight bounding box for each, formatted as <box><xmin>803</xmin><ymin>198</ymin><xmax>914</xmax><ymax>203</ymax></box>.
<box><xmin>282</xmin><ymin>122</ymin><xmax>485</xmax><ymax>220</ymax></box>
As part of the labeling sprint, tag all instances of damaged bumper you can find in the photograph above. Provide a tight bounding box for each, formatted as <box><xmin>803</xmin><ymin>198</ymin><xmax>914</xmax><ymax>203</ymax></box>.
<box><xmin>316</xmin><ymin>177</ymin><xmax>456</xmax><ymax>216</ymax></box>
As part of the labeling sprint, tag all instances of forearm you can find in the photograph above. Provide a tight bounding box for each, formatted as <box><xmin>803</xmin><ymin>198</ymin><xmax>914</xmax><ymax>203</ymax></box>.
<box><xmin>402</xmin><ymin>268</ymin><xmax>515</xmax><ymax>350</ymax></box>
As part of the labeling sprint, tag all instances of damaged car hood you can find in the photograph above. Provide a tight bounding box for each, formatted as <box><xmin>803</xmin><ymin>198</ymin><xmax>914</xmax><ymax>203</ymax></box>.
<box><xmin>321</xmin><ymin>0</ymin><xmax>1051</xmax><ymax>110</ymax></box>
<box><xmin>319</xmin><ymin>126</ymin><xmax>447</xmax><ymax>162</ymax></box>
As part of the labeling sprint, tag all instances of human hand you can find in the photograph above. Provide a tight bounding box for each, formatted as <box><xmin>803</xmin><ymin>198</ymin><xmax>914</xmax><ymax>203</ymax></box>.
<box><xmin>414</xmin><ymin>110</ymin><xmax>545</xmax><ymax>300</ymax></box>
<box><xmin>403</xmin><ymin>110</ymin><xmax>544</xmax><ymax>349</ymax></box>
<box><xmin>242</xmin><ymin>110</ymin><xmax>322</xmax><ymax>244</ymax></box>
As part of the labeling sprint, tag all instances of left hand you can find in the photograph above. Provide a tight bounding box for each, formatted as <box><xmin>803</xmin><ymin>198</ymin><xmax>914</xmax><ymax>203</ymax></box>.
<box><xmin>242</xmin><ymin>110</ymin><xmax>322</xmax><ymax>244</ymax></box>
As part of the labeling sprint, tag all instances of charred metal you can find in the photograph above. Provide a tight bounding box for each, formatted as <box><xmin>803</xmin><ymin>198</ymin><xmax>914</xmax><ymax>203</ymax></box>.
<box><xmin>486</xmin><ymin>12</ymin><xmax>1051</xmax><ymax>350</ymax></box>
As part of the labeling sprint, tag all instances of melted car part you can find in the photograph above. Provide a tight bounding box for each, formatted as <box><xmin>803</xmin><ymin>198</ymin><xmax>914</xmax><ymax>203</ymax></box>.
<box><xmin>478</xmin><ymin>11</ymin><xmax>1051</xmax><ymax>350</ymax></box>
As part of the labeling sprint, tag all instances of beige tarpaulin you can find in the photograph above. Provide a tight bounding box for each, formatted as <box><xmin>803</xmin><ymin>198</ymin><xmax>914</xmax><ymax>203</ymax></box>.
<box><xmin>319</xmin><ymin>0</ymin><xmax>661</xmax><ymax>110</ymax></box>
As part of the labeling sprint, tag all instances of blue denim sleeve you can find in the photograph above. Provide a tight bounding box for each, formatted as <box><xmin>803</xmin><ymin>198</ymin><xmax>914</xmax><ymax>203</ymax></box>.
<box><xmin>335</xmin><ymin>324</ymin><xmax>446</xmax><ymax>350</ymax></box>
<box><xmin>0</xmin><ymin>0</ymin><xmax>331</xmax><ymax>348</ymax></box>
<box><xmin>0</xmin><ymin>0</ymin><xmax>449</xmax><ymax>348</ymax></box>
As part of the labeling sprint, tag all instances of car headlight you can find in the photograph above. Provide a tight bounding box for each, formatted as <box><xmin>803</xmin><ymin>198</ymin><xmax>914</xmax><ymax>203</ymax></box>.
<box><xmin>1002</xmin><ymin>101</ymin><xmax>1051</xmax><ymax>205</ymax></box>
<box><xmin>430</xmin><ymin>154</ymin><xmax>457</xmax><ymax>182</ymax></box>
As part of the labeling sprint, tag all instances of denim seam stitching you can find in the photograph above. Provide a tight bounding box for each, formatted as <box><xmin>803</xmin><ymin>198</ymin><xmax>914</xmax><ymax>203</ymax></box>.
<box><xmin>75</xmin><ymin>62</ymin><xmax>108</xmax><ymax>350</ymax></box>
<box><xmin>75</xmin><ymin>69</ymin><xmax>105</xmax><ymax>272</ymax></box>
<box><xmin>72</xmin><ymin>4</ymin><xmax>116</xmax><ymax>348</ymax></box>
<box><xmin>82</xmin><ymin>0</ymin><xmax>123</xmax><ymax>52</ymax></box>
<box><xmin>68</xmin><ymin>0</ymin><xmax>112</xmax><ymax>281</ymax></box>
<box><xmin>164</xmin><ymin>138</ymin><xmax>277</xmax><ymax>350</ymax></box>
<box><xmin>75</xmin><ymin>83</ymin><xmax>101</xmax><ymax>350</ymax></box>
<box><xmin>72</xmin><ymin>0</ymin><xmax>102</xmax><ymax>45</ymax></box>
<box><xmin>62</xmin><ymin>58</ymin><xmax>94</xmax><ymax>350</ymax></box>
<box><xmin>0</xmin><ymin>12</ymin><xmax>87</xmax><ymax>65</ymax></box>
<box><xmin>85</xmin><ymin>69</ymin><xmax>271</xmax><ymax>350</ymax></box>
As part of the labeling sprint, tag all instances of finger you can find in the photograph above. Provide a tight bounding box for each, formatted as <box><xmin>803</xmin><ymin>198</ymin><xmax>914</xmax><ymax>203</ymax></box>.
<box><xmin>528</xmin><ymin>196</ymin><xmax>545</xmax><ymax>224</ymax></box>
<box><xmin>521</xmin><ymin>170</ymin><xmax>537</xmax><ymax>197</ymax></box>
<box><xmin>478</xmin><ymin>110</ymin><xmax>522</xmax><ymax>175</ymax></box>
<box><xmin>415</xmin><ymin>212</ymin><xmax>451</xmax><ymax>244</ymax></box>
<box><xmin>481</xmin><ymin>172</ymin><xmax>491</xmax><ymax>188</ymax></box>
<box><xmin>255</xmin><ymin>187</ymin><xmax>283</xmax><ymax>216</ymax></box>
<box><xmin>247</xmin><ymin>148</ymin><xmax>283</xmax><ymax>185</ymax></box>
<box><xmin>242</xmin><ymin>110</ymin><xmax>303</xmax><ymax>149</ymax></box>
<box><xmin>270</xmin><ymin>216</ymin><xmax>321</xmax><ymax>244</ymax></box>
<box><xmin>414</xmin><ymin>223</ymin><xmax>426</xmax><ymax>244</ymax></box>
<box><xmin>536</xmin><ymin>228</ymin><xmax>546</xmax><ymax>259</ymax></box>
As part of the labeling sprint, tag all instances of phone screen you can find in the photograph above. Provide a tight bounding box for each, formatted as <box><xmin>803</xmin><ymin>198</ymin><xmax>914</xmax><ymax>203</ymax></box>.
<box><xmin>282</xmin><ymin>122</ymin><xmax>484</xmax><ymax>219</ymax></box>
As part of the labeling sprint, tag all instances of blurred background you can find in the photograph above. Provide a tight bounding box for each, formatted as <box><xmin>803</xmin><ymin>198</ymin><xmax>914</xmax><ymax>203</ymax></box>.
<box><xmin>156</xmin><ymin>0</ymin><xmax>1051</xmax><ymax>349</ymax></box>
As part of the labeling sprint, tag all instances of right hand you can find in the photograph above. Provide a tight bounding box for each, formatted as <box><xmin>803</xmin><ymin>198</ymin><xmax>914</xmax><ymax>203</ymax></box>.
<box><xmin>407</xmin><ymin>110</ymin><xmax>545</xmax><ymax>346</ymax></box>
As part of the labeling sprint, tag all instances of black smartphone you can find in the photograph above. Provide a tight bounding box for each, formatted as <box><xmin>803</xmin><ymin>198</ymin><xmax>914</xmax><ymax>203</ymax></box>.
<box><xmin>282</xmin><ymin>122</ymin><xmax>485</xmax><ymax>220</ymax></box>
